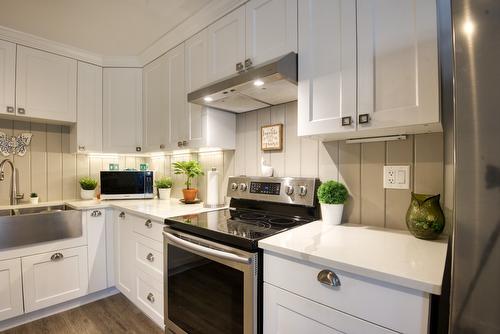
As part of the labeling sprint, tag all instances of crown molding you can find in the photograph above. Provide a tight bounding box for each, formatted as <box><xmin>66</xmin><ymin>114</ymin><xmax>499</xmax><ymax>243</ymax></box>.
<box><xmin>139</xmin><ymin>0</ymin><xmax>246</xmax><ymax>66</ymax></box>
<box><xmin>101</xmin><ymin>56</ymin><xmax>142</xmax><ymax>68</ymax></box>
<box><xmin>0</xmin><ymin>25</ymin><xmax>104</xmax><ymax>65</ymax></box>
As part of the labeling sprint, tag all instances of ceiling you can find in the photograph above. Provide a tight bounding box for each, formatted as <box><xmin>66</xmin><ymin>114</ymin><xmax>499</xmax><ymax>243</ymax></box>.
<box><xmin>0</xmin><ymin>0</ymin><xmax>211</xmax><ymax>56</ymax></box>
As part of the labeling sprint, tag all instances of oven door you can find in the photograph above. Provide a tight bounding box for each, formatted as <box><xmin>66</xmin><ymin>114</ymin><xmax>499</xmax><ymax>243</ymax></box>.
<box><xmin>163</xmin><ymin>227</ymin><xmax>258</xmax><ymax>334</ymax></box>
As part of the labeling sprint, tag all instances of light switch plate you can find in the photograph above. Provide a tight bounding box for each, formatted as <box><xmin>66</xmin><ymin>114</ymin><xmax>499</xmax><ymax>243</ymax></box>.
<box><xmin>384</xmin><ymin>165</ymin><xmax>410</xmax><ymax>189</ymax></box>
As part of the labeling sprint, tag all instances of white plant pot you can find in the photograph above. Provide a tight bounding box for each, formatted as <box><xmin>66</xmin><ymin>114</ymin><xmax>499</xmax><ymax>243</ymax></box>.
<box><xmin>321</xmin><ymin>203</ymin><xmax>344</xmax><ymax>225</ymax></box>
<box><xmin>29</xmin><ymin>197</ymin><xmax>39</xmax><ymax>204</ymax></box>
<box><xmin>81</xmin><ymin>189</ymin><xmax>95</xmax><ymax>200</ymax></box>
<box><xmin>158</xmin><ymin>188</ymin><xmax>171</xmax><ymax>200</ymax></box>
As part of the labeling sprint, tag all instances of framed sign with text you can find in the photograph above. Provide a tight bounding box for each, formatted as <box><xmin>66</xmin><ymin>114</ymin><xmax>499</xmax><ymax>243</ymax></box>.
<box><xmin>261</xmin><ymin>124</ymin><xmax>283</xmax><ymax>151</ymax></box>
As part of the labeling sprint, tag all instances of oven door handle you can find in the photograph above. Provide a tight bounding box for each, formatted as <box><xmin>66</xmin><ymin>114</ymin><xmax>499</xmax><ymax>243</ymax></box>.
<box><xmin>165</xmin><ymin>232</ymin><xmax>252</xmax><ymax>264</ymax></box>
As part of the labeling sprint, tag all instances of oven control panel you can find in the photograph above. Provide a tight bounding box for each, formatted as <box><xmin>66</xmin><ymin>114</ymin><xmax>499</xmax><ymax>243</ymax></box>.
<box><xmin>227</xmin><ymin>176</ymin><xmax>319</xmax><ymax>207</ymax></box>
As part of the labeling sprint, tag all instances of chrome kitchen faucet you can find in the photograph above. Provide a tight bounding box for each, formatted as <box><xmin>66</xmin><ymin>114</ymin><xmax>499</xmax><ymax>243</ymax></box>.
<box><xmin>0</xmin><ymin>159</ymin><xmax>24</xmax><ymax>205</ymax></box>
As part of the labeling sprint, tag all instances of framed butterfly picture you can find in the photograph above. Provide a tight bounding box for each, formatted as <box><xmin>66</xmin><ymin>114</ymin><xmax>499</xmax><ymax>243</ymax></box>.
<box><xmin>0</xmin><ymin>132</ymin><xmax>33</xmax><ymax>157</ymax></box>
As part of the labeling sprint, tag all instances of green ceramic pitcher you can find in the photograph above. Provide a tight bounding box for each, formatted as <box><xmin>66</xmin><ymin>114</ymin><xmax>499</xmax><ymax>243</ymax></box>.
<box><xmin>406</xmin><ymin>193</ymin><xmax>445</xmax><ymax>240</ymax></box>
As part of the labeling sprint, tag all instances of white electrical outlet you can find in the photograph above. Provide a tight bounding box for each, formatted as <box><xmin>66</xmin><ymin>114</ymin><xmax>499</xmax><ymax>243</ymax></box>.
<box><xmin>383</xmin><ymin>165</ymin><xmax>410</xmax><ymax>189</ymax></box>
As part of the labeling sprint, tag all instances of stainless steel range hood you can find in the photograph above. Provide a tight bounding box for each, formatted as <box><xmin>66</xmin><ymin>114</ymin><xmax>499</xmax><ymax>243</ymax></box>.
<box><xmin>188</xmin><ymin>52</ymin><xmax>297</xmax><ymax>113</ymax></box>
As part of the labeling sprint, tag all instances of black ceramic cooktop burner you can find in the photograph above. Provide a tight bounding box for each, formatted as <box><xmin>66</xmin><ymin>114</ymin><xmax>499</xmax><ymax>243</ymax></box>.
<box><xmin>165</xmin><ymin>208</ymin><xmax>316</xmax><ymax>251</ymax></box>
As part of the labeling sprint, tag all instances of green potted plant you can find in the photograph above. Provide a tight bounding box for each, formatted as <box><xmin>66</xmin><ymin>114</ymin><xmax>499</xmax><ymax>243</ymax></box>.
<box><xmin>155</xmin><ymin>177</ymin><xmax>173</xmax><ymax>200</ymax></box>
<box><xmin>30</xmin><ymin>192</ymin><xmax>39</xmax><ymax>204</ymax></box>
<box><xmin>172</xmin><ymin>160</ymin><xmax>204</xmax><ymax>202</ymax></box>
<box><xmin>317</xmin><ymin>180</ymin><xmax>349</xmax><ymax>225</ymax></box>
<box><xmin>79</xmin><ymin>177</ymin><xmax>98</xmax><ymax>200</ymax></box>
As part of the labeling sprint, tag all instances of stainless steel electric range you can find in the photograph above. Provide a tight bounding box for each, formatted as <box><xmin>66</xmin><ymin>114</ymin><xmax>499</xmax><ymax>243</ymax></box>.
<box><xmin>163</xmin><ymin>176</ymin><xmax>320</xmax><ymax>334</ymax></box>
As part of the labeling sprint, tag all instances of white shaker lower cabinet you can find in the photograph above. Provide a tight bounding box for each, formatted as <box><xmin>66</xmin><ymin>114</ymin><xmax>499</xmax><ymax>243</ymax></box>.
<box><xmin>21</xmin><ymin>246</ymin><xmax>89</xmax><ymax>313</ymax></box>
<box><xmin>263</xmin><ymin>252</ymin><xmax>430</xmax><ymax>334</ymax></box>
<box><xmin>113</xmin><ymin>210</ymin><xmax>136</xmax><ymax>301</ymax></box>
<box><xmin>0</xmin><ymin>258</ymin><xmax>23</xmax><ymax>322</ymax></box>
<box><xmin>86</xmin><ymin>209</ymin><xmax>108</xmax><ymax>293</ymax></box>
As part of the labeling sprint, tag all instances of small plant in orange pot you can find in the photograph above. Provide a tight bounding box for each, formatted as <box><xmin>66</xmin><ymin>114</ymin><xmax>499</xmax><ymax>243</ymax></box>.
<box><xmin>173</xmin><ymin>160</ymin><xmax>204</xmax><ymax>203</ymax></box>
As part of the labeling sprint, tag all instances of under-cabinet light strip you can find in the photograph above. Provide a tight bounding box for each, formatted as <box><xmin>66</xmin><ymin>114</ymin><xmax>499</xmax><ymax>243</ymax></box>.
<box><xmin>345</xmin><ymin>135</ymin><xmax>407</xmax><ymax>144</ymax></box>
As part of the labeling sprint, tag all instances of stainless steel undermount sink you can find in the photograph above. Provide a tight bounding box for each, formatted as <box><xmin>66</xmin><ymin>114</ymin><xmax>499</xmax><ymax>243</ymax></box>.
<box><xmin>0</xmin><ymin>204</ymin><xmax>82</xmax><ymax>250</ymax></box>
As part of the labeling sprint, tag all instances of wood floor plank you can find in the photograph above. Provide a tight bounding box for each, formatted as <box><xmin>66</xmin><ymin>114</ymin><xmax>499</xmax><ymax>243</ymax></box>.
<box><xmin>1</xmin><ymin>294</ymin><xmax>162</xmax><ymax>334</ymax></box>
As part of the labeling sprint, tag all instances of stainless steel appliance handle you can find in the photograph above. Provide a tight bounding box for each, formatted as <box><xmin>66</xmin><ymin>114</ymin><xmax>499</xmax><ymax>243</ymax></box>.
<box><xmin>165</xmin><ymin>232</ymin><xmax>252</xmax><ymax>264</ymax></box>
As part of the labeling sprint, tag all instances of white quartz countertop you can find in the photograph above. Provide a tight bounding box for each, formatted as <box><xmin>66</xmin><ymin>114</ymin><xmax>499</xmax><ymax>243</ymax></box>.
<box><xmin>66</xmin><ymin>198</ymin><xmax>228</xmax><ymax>221</ymax></box>
<box><xmin>258</xmin><ymin>221</ymin><xmax>448</xmax><ymax>295</ymax></box>
<box><xmin>0</xmin><ymin>198</ymin><xmax>227</xmax><ymax>221</ymax></box>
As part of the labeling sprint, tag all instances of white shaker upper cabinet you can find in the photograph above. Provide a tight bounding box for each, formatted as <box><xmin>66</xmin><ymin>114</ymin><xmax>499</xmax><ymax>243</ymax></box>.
<box><xmin>246</xmin><ymin>0</ymin><xmax>297</xmax><ymax>66</ymax></box>
<box><xmin>185</xmin><ymin>30</ymin><xmax>208</xmax><ymax>149</ymax></box>
<box><xmin>71</xmin><ymin>62</ymin><xmax>102</xmax><ymax>153</ymax></box>
<box><xmin>0</xmin><ymin>258</ymin><xmax>23</xmax><ymax>322</ymax></box>
<box><xmin>297</xmin><ymin>0</ymin><xmax>357</xmax><ymax>138</ymax></box>
<box><xmin>143</xmin><ymin>53</ymin><xmax>170</xmax><ymax>152</ymax></box>
<box><xmin>16</xmin><ymin>46</ymin><xmax>77</xmax><ymax>123</ymax></box>
<box><xmin>207</xmin><ymin>6</ymin><xmax>246</xmax><ymax>82</ymax></box>
<box><xmin>0</xmin><ymin>40</ymin><xmax>16</xmax><ymax>117</ymax></box>
<box><xmin>166</xmin><ymin>44</ymin><xmax>188</xmax><ymax>150</ymax></box>
<box><xmin>103</xmin><ymin>68</ymin><xmax>143</xmax><ymax>153</ymax></box>
<box><xmin>357</xmin><ymin>0</ymin><xmax>440</xmax><ymax>133</ymax></box>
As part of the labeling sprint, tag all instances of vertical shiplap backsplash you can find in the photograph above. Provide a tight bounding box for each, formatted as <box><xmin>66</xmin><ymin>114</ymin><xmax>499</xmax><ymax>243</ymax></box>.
<box><xmin>0</xmin><ymin>102</ymin><xmax>445</xmax><ymax>232</ymax></box>
<box><xmin>232</xmin><ymin>102</ymin><xmax>445</xmax><ymax>231</ymax></box>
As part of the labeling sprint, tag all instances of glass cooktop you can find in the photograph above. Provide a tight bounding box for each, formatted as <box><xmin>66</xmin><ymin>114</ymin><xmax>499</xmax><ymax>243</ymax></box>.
<box><xmin>164</xmin><ymin>208</ymin><xmax>313</xmax><ymax>251</ymax></box>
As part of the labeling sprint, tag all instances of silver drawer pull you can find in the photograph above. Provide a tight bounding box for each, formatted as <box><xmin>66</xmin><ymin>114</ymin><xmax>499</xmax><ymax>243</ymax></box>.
<box><xmin>119</xmin><ymin>212</ymin><xmax>125</xmax><ymax>219</ymax></box>
<box><xmin>147</xmin><ymin>292</ymin><xmax>155</xmax><ymax>303</ymax></box>
<box><xmin>317</xmin><ymin>269</ymin><xmax>341</xmax><ymax>287</ymax></box>
<box><xmin>145</xmin><ymin>219</ymin><xmax>152</xmax><ymax>229</ymax></box>
<box><xmin>91</xmin><ymin>210</ymin><xmax>102</xmax><ymax>217</ymax></box>
<box><xmin>146</xmin><ymin>253</ymin><xmax>154</xmax><ymax>262</ymax></box>
<box><xmin>17</xmin><ymin>107</ymin><xmax>26</xmax><ymax>114</ymax></box>
<box><xmin>50</xmin><ymin>253</ymin><xmax>64</xmax><ymax>261</ymax></box>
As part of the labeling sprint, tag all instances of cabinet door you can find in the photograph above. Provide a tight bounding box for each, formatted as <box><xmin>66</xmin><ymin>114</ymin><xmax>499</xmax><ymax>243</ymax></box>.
<box><xmin>357</xmin><ymin>0</ymin><xmax>439</xmax><ymax>130</ymax></box>
<box><xmin>16</xmin><ymin>46</ymin><xmax>76</xmax><ymax>122</ymax></box>
<box><xmin>264</xmin><ymin>283</ymin><xmax>396</xmax><ymax>334</ymax></box>
<box><xmin>0</xmin><ymin>40</ymin><xmax>16</xmax><ymax>117</ymax></box>
<box><xmin>143</xmin><ymin>54</ymin><xmax>170</xmax><ymax>152</ymax></box>
<box><xmin>297</xmin><ymin>0</ymin><xmax>357</xmax><ymax>137</ymax></box>
<box><xmin>0</xmin><ymin>258</ymin><xmax>23</xmax><ymax>321</ymax></box>
<box><xmin>113</xmin><ymin>210</ymin><xmax>135</xmax><ymax>300</ymax></box>
<box><xmin>103</xmin><ymin>68</ymin><xmax>142</xmax><ymax>153</ymax></box>
<box><xmin>22</xmin><ymin>246</ymin><xmax>89</xmax><ymax>312</ymax></box>
<box><xmin>207</xmin><ymin>6</ymin><xmax>246</xmax><ymax>81</ymax></box>
<box><xmin>246</xmin><ymin>0</ymin><xmax>297</xmax><ymax>66</ymax></box>
<box><xmin>167</xmin><ymin>44</ymin><xmax>188</xmax><ymax>149</ymax></box>
<box><xmin>86</xmin><ymin>209</ymin><xmax>107</xmax><ymax>293</ymax></box>
<box><xmin>185</xmin><ymin>30</ymin><xmax>208</xmax><ymax>148</ymax></box>
<box><xmin>74</xmin><ymin>62</ymin><xmax>102</xmax><ymax>153</ymax></box>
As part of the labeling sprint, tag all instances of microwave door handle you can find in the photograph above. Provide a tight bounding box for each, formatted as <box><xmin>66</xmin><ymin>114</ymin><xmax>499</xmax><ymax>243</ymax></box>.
<box><xmin>165</xmin><ymin>232</ymin><xmax>252</xmax><ymax>265</ymax></box>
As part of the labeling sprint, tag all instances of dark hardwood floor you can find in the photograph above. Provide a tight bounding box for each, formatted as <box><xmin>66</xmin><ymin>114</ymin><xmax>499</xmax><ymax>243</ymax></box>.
<box><xmin>1</xmin><ymin>293</ymin><xmax>163</xmax><ymax>334</ymax></box>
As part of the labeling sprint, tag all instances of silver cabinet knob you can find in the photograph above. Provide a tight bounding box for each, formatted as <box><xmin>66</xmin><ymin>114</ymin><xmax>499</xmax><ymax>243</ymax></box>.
<box><xmin>341</xmin><ymin>116</ymin><xmax>352</xmax><ymax>126</ymax></box>
<box><xmin>239</xmin><ymin>183</ymin><xmax>247</xmax><ymax>191</ymax></box>
<box><xmin>244</xmin><ymin>58</ymin><xmax>253</xmax><ymax>69</ymax></box>
<box><xmin>358</xmin><ymin>114</ymin><xmax>370</xmax><ymax>124</ymax></box>
<box><xmin>146</xmin><ymin>253</ymin><xmax>154</xmax><ymax>262</ymax></box>
<box><xmin>145</xmin><ymin>219</ymin><xmax>153</xmax><ymax>229</ymax></box>
<box><xmin>177</xmin><ymin>141</ymin><xmax>183</xmax><ymax>147</ymax></box>
<box><xmin>136</xmin><ymin>146</ymin><xmax>142</xmax><ymax>152</ymax></box>
<box><xmin>298</xmin><ymin>185</ymin><xmax>307</xmax><ymax>196</ymax></box>
<box><xmin>17</xmin><ymin>107</ymin><xmax>26</xmax><ymax>114</ymax></box>
<box><xmin>78</xmin><ymin>145</ymin><xmax>86</xmax><ymax>151</ymax></box>
<box><xmin>147</xmin><ymin>292</ymin><xmax>155</xmax><ymax>303</ymax></box>
<box><xmin>285</xmin><ymin>185</ymin><xmax>294</xmax><ymax>196</ymax></box>
<box><xmin>6</xmin><ymin>106</ymin><xmax>14</xmax><ymax>113</ymax></box>
<box><xmin>119</xmin><ymin>212</ymin><xmax>125</xmax><ymax>219</ymax></box>
<box><xmin>50</xmin><ymin>252</ymin><xmax>64</xmax><ymax>261</ymax></box>
<box><xmin>91</xmin><ymin>210</ymin><xmax>102</xmax><ymax>217</ymax></box>
<box><xmin>317</xmin><ymin>269</ymin><xmax>341</xmax><ymax>287</ymax></box>
<box><xmin>231</xmin><ymin>183</ymin><xmax>238</xmax><ymax>191</ymax></box>
<box><xmin>236</xmin><ymin>62</ymin><xmax>244</xmax><ymax>72</ymax></box>
<box><xmin>160</xmin><ymin>144</ymin><xmax>165</xmax><ymax>149</ymax></box>
<box><xmin>182</xmin><ymin>140</ymin><xmax>188</xmax><ymax>147</ymax></box>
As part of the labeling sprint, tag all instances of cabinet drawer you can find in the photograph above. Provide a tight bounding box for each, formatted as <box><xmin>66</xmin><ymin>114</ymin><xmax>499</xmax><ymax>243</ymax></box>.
<box><xmin>264</xmin><ymin>283</ymin><xmax>396</xmax><ymax>334</ymax></box>
<box><xmin>135</xmin><ymin>233</ymin><xmax>163</xmax><ymax>282</ymax></box>
<box><xmin>264</xmin><ymin>252</ymin><xmax>429</xmax><ymax>334</ymax></box>
<box><xmin>22</xmin><ymin>246</ymin><xmax>89</xmax><ymax>312</ymax></box>
<box><xmin>136</xmin><ymin>270</ymin><xmax>163</xmax><ymax>326</ymax></box>
<box><xmin>130</xmin><ymin>214</ymin><xmax>163</xmax><ymax>242</ymax></box>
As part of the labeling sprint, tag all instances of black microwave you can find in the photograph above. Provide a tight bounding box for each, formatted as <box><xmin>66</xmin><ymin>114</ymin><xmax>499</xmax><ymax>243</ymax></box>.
<box><xmin>100</xmin><ymin>171</ymin><xmax>154</xmax><ymax>200</ymax></box>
